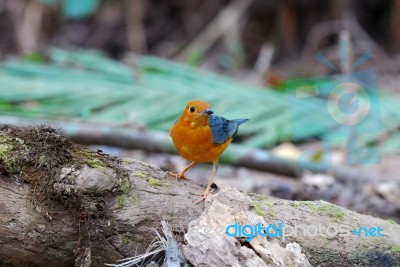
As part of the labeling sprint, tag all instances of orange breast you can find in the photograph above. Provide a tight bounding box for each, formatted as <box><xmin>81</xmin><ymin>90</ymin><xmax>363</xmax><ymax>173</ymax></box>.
<box><xmin>170</xmin><ymin>123</ymin><xmax>232</xmax><ymax>162</ymax></box>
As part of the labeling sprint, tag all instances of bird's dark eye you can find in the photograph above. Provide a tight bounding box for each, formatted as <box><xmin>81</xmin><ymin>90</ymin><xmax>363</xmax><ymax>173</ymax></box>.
<box><xmin>189</xmin><ymin>106</ymin><xmax>195</xmax><ymax>113</ymax></box>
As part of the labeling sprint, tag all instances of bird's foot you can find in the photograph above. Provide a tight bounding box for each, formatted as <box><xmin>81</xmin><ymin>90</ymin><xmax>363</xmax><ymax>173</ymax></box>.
<box><xmin>195</xmin><ymin>188</ymin><xmax>211</xmax><ymax>204</ymax></box>
<box><xmin>165</xmin><ymin>171</ymin><xmax>191</xmax><ymax>180</ymax></box>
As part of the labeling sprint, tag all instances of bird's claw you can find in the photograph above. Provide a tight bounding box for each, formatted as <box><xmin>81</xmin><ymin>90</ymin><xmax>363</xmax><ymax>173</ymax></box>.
<box><xmin>165</xmin><ymin>171</ymin><xmax>191</xmax><ymax>180</ymax></box>
<box><xmin>195</xmin><ymin>189</ymin><xmax>210</xmax><ymax>203</ymax></box>
<box><xmin>196</xmin><ymin>191</ymin><xmax>207</xmax><ymax>196</ymax></box>
<box><xmin>195</xmin><ymin>196</ymin><xmax>206</xmax><ymax>204</ymax></box>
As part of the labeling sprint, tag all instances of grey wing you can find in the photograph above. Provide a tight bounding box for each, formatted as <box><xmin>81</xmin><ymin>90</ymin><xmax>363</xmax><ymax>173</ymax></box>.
<box><xmin>209</xmin><ymin>115</ymin><xmax>248</xmax><ymax>144</ymax></box>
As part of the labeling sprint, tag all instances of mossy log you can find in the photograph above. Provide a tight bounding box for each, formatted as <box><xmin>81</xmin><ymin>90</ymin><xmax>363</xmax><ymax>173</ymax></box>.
<box><xmin>0</xmin><ymin>125</ymin><xmax>399</xmax><ymax>267</ymax></box>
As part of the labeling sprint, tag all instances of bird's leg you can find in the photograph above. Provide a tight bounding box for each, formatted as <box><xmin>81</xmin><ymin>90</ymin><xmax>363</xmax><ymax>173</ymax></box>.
<box><xmin>196</xmin><ymin>159</ymin><xmax>219</xmax><ymax>203</ymax></box>
<box><xmin>166</xmin><ymin>161</ymin><xmax>197</xmax><ymax>180</ymax></box>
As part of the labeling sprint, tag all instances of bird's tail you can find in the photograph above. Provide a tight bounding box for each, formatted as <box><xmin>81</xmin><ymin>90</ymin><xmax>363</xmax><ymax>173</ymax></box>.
<box><xmin>229</xmin><ymin>118</ymin><xmax>248</xmax><ymax>138</ymax></box>
<box><xmin>232</xmin><ymin>119</ymin><xmax>249</xmax><ymax>126</ymax></box>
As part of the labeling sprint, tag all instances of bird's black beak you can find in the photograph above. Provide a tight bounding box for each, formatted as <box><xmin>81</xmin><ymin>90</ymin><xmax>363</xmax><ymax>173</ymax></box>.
<box><xmin>202</xmin><ymin>109</ymin><xmax>214</xmax><ymax>115</ymax></box>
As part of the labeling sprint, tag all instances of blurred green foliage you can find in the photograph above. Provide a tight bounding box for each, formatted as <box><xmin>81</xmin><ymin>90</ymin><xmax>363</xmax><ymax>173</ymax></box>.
<box><xmin>21</xmin><ymin>53</ymin><xmax>45</xmax><ymax>64</ymax></box>
<box><xmin>187</xmin><ymin>50</ymin><xmax>202</xmax><ymax>67</ymax></box>
<box><xmin>1</xmin><ymin>49</ymin><xmax>400</xmax><ymax>154</ymax></box>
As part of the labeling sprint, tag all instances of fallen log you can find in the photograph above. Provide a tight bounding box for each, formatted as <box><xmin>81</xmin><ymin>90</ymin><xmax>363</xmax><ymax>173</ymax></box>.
<box><xmin>0</xmin><ymin>125</ymin><xmax>399</xmax><ymax>267</ymax></box>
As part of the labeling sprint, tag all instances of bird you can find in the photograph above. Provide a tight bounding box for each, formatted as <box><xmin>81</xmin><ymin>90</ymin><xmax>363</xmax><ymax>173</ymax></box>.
<box><xmin>167</xmin><ymin>100</ymin><xmax>248</xmax><ymax>203</ymax></box>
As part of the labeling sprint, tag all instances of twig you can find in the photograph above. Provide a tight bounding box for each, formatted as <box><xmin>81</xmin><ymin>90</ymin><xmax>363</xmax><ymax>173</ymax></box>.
<box><xmin>176</xmin><ymin>0</ymin><xmax>253</xmax><ymax>62</ymax></box>
<box><xmin>246</xmin><ymin>43</ymin><xmax>274</xmax><ymax>86</ymax></box>
<box><xmin>7</xmin><ymin>0</ymin><xmax>44</xmax><ymax>54</ymax></box>
<box><xmin>127</xmin><ymin>0</ymin><xmax>147</xmax><ymax>53</ymax></box>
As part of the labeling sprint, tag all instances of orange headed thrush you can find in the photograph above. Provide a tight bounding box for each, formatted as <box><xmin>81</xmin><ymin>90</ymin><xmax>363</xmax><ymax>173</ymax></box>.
<box><xmin>167</xmin><ymin>100</ymin><xmax>248</xmax><ymax>203</ymax></box>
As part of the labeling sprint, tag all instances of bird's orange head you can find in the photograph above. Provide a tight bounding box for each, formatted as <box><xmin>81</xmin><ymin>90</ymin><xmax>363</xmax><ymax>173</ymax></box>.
<box><xmin>177</xmin><ymin>100</ymin><xmax>214</xmax><ymax>126</ymax></box>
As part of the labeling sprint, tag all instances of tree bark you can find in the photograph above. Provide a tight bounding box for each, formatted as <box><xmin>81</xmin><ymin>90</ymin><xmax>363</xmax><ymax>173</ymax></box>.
<box><xmin>0</xmin><ymin>126</ymin><xmax>399</xmax><ymax>267</ymax></box>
